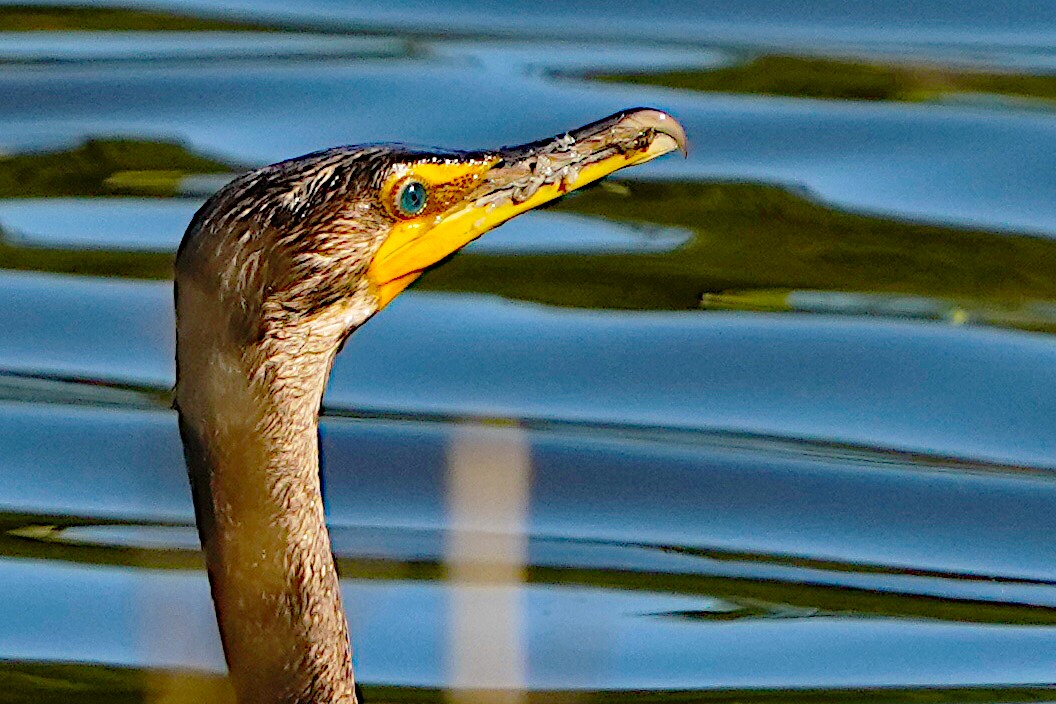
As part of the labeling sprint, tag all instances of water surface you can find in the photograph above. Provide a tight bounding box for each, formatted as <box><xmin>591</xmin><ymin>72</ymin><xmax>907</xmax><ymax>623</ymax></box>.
<box><xmin>0</xmin><ymin>2</ymin><xmax>1053</xmax><ymax>702</ymax></box>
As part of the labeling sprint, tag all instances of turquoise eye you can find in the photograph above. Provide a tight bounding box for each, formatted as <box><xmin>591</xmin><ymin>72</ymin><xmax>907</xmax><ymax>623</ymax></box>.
<box><xmin>397</xmin><ymin>180</ymin><xmax>428</xmax><ymax>216</ymax></box>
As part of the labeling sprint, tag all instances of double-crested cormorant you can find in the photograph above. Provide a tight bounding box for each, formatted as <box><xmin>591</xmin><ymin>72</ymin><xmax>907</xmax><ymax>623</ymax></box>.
<box><xmin>174</xmin><ymin>108</ymin><xmax>687</xmax><ymax>704</ymax></box>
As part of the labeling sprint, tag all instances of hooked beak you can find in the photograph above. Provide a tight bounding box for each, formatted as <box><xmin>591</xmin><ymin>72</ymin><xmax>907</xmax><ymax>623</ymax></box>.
<box><xmin>367</xmin><ymin>108</ymin><xmax>688</xmax><ymax>308</ymax></box>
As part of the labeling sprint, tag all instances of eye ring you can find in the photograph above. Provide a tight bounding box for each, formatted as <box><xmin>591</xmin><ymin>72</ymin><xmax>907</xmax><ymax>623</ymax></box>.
<box><xmin>395</xmin><ymin>179</ymin><xmax>429</xmax><ymax>217</ymax></box>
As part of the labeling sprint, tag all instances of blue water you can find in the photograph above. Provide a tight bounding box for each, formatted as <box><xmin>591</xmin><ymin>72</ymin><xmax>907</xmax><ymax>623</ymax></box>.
<box><xmin>0</xmin><ymin>1</ymin><xmax>1054</xmax><ymax>701</ymax></box>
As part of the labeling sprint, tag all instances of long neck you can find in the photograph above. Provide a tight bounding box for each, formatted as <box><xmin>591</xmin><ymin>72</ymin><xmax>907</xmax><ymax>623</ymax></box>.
<box><xmin>176</xmin><ymin>307</ymin><xmax>357</xmax><ymax>704</ymax></box>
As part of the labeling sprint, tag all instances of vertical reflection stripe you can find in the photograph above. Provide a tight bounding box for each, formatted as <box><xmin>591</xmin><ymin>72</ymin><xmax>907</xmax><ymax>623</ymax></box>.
<box><xmin>445</xmin><ymin>423</ymin><xmax>531</xmax><ymax>701</ymax></box>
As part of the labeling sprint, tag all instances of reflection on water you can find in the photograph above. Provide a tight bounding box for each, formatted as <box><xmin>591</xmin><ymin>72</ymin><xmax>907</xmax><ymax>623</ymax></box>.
<box><xmin>0</xmin><ymin>2</ymin><xmax>1054</xmax><ymax>702</ymax></box>
<box><xmin>0</xmin><ymin>32</ymin><xmax>404</xmax><ymax>64</ymax></box>
<box><xmin>594</xmin><ymin>54</ymin><xmax>1056</xmax><ymax>106</ymax></box>
<box><xmin>3</xmin><ymin>409</ymin><xmax>1056</xmax><ymax>691</ymax></box>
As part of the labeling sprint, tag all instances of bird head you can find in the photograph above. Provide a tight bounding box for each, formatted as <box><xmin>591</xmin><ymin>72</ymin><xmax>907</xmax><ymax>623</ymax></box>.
<box><xmin>175</xmin><ymin>108</ymin><xmax>687</xmax><ymax>348</ymax></box>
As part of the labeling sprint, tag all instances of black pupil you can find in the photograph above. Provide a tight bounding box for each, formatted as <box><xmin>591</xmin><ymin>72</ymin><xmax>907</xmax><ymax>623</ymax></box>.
<box><xmin>400</xmin><ymin>182</ymin><xmax>427</xmax><ymax>214</ymax></box>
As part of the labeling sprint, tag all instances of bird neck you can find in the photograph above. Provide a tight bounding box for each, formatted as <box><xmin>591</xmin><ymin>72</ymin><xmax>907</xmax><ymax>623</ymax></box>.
<box><xmin>176</xmin><ymin>314</ymin><xmax>357</xmax><ymax>704</ymax></box>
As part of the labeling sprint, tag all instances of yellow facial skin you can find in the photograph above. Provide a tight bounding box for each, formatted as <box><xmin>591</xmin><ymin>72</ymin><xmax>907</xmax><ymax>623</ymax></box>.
<box><xmin>369</xmin><ymin>159</ymin><xmax>499</xmax><ymax>308</ymax></box>
<box><xmin>366</xmin><ymin>115</ymin><xmax>686</xmax><ymax>309</ymax></box>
